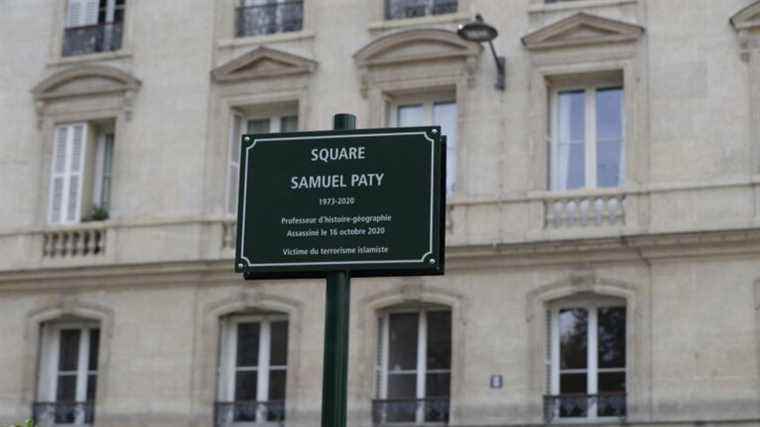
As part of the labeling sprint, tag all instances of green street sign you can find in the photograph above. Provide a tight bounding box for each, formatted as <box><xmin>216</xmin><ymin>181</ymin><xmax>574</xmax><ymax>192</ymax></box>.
<box><xmin>235</xmin><ymin>126</ymin><xmax>446</xmax><ymax>278</ymax></box>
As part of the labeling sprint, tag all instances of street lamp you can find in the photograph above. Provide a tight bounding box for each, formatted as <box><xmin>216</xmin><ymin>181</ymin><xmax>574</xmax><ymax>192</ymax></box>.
<box><xmin>457</xmin><ymin>14</ymin><xmax>505</xmax><ymax>90</ymax></box>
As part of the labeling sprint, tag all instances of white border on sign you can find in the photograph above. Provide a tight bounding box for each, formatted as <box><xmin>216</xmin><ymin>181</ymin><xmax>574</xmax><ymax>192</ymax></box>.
<box><xmin>239</xmin><ymin>131</ymin><xmax>437</xmax><ymax>268</ymax></box>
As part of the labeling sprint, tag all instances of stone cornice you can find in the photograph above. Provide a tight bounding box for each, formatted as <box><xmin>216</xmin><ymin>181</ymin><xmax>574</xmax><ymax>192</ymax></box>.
<box><xmin>1</xmin><ymin>228</ymin><xmax>759</xmax><ymax>290</ymax></box>
<box><xmin>211</xmin><ymin>46</ymin><xmax>318</xmax><ymax>83</ymax></box>
<box><xmin>731</xmin><ymin>1</ymin><xmax>760</xmax><ymax>32</ymax></box>
<box><xmin>522</xmin><ymin>12</ymin><xmax>644</xmax><ymax>50</ymax></box>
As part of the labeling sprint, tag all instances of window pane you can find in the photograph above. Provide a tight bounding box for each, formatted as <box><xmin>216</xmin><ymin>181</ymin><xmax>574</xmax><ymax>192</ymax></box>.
<box><xmin>88</xmin><ymin>329</ymin><xmax>100</xmax><ymax>371</ymax></box>
<box><xmin>56</xmin><ymin>374</ymin><xmax>77</xmax><ymax>401</ymax></box>
<box><xmin>268</xmin><ymin>369</ymin><xmax>287</xmax><ymax>400</ymax></box>
<box><xmin>559</xmin><ymin>308</ymin><xmax>587</xmax><ymax>370</ymax></box>
<box><xmin>426</xmin><ymin>311</ymin><xmax>451</xmax><ymax>370</ymax></box>
<box><xmin>598</xmin><ymin>371</ymin><xmax>625</xmax><ymax>393</ymax></box>
<box><xmin>237</xmin><ymin>323</ymin><xmax>260</xmax><ymax>367</ymax></box>
<box><xmin>596</xmin><ymin>88</ymin><xmax>623</xmax><ymax>188</ymax></box>
<box><xmin>87</xmin><ymin>374</ymin><xmax>97</xmax><ymax>401</ymax></box>
<box><xmin>247</xmin><ymin>119</ymin><xmax>270</xmax><ymax>134</ymax></box>
<box><xmin>425</xmin><ymin>373</ymin><xmax>450</xmax><ymax>397</ymax></box>
<box><xmin>559</xmin><ymin>372</ymin><xmax>587</xmax><ymax>394</ymax></box>
<box><xmin>433</xmin><ymin>102</ymin><xmax>457</xmax><ymax>194</ymax></box>
<box><xmin>58</xmin><ymin>329</ymin><xmax>81</xmax><ymax>371</ymax></box>
<box><xmin>280</xmin><ymin>116</ymin><xmax>298</xmax><ymax>132</ymax></box>
<box><xmin>598</xmin><ymin>307</ymin><xmax>626</xmax><ymax>369</ymax></box>
<box><xmin>235</xmin><ymin>371</ymin><xmax>258</xmax><ymax>401</ymax></box>
<box><xmin>397</xmin><ymin>104</ymin><xmax>424</xmax><ymax>127</ymax></box>
<box><xmin>388</xmin><ymin>312</ymin><xmax>419</xmax><ymax>371</ymax></box>
<box><xmin>387</xmin><ymin>373</ymin><xmax>416</xmax><ymax>398</ymax></box>
<box><xmin>270</xmin><ymin>320</ymin><xmax>288</xmax><ymax>366</ymax></box>
<box><xmin>554</xmin><ymin>91</ymin><xmax>586</xmax><ymax>190</ymax></box>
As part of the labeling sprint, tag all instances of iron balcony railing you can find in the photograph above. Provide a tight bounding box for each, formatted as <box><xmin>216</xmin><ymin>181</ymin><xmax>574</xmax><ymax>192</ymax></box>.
<box><xmin>33</xmin><ymin>401</ymin><xmax>95</xmax><ymax>426</ymax></box>
<box><xmin>236</xmin><ymin>1</ymin><xmax>303</xmax><ymax>38</ymax></box>
<box><xmin>214</xmin><ymin>400</ymin><xmax>285</xmax><ymax>426</ymax></box>
<box><xmin>63</xmin><ymin>22</ymin><xmax>123</xmax><ymax>57</ymax></box>
<box><xmin>372</xmin><ymin>397</ymin><xmax>449</xmax><ymax>425</ymax></box>
<box><xmin>543</xmin><ymin>393</ymin><xmax>626</xmax><ymax>422</ymax></box>
<box><xmin>385</xmin><ymin>0</ymin><xmax>458</xmax><ymax>20</ymax></box>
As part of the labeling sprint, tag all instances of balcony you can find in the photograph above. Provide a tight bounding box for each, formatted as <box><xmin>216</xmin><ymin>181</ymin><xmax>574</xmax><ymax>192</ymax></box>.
<box><xmin>372</xmin><ymin>398</ymin><xmax>449</xmax><ymax>425</ymax></box>
<box><xmin>33</xmin><ymin>401</ymin><xmax>95</xmax><ymax>427</ymax></box>
<box><xmin>543</xmin><ymin>393</ymin><xmax>626</xmax><ymax>423</ymax></box>
<box><xmin>385</xmin><ymin>0</ymin><xmax>458</xmax><ymax>20</ymax></box>
<box><xmin>214</xmin><ymin>401</ymin><xmax>285</xmax><ymax>426</ymax></box>
<box><xmin>62</xmin><ymin>22</ymin><xmax>123</xmax><ymax>57</ymax></box>
<box><xmin>544</xmin><ymin>191</ymin><xmax>627</xmax><ymax>229</ymax></box>
<box><xmin>236</xmin><ymin>1</ymin><xmax>303</xmax><ymax>38</ymax></box>
<box><xmin>42</xmin><ymin>224</ymin><xmax>107</xmax><ymax>259</ymax></box>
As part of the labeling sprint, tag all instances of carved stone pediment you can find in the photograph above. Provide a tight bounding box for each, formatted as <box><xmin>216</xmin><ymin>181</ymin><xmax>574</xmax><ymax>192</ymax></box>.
<box><xmin>32</xmin><ymin>65</ymin><xmax>141</xmax><ymax>126</ymax></box>
<box><xmin>732</xmin><ymin>1</ymin><xmax>760</xmax><ymax>32</ymax></box>
<box><xmin>211</xmin><ymin>46</ymin><xmax>317</xmax><ymax>83</ymax></box>
<box><xmin>355</xmin><ymin>29</ymin><xmax>481</xmax><ymax>67</ymax></box>
<box><xmin>32</xmin><ymin>65</ymin><xmax>141</xmax><ymax>101</ymax></box>
<box><xmin>522</xmin><ymin>12</ymin><xmax>644</xmax><ymax>50</ymax></box>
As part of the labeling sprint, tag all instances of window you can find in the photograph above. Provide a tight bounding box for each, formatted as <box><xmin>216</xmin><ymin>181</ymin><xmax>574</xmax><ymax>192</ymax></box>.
<box><xmin>48</xmin><ymin>121</ymin><xmax>115</xmax><ymax>225</ymax></box>
<box><xmin>546</xmin><ymin>301</ymin><xmax>626</xmax><ymax>422</ymax></box>
<box><xmin>392</xmin><ymin>99</ymin><xmax>458</xmax><ymax>195</ymax></box>
<box><xmin>385</xmin><ymin>0</ymin><xmax>458</xmax><ymax>20</ymax></box>
<box><xmin>550</xmin><ymin>86</ymin><xmax>624</xmax><ymax>191</ymax></box>
<box><xmin>374</xmin><ymin>308</ymin><xmax>451</xmax><ymax>425</ymax></box>
<box><xmin>217</xmin><ymin>315</ymin><xmax>289</xmax><ymax>426</ymax></box>
<box><xmin>34</xmin><ymin>322</ymin><xmax>100</xmax><ymax>426</ymax></box>
<box><xmin>63</xmin><ymin>0</ymin><xmax>125</xmax><ymax>57</ymax></box>
<box><xmin>227</xmin><ymin>113</ymin><xmax>298</xmax><ymax>215</ymax></box>
<box><xmin>236</xmin><ymin>0</ymin><xmax>303</xmax><ymax>38</ymax></box>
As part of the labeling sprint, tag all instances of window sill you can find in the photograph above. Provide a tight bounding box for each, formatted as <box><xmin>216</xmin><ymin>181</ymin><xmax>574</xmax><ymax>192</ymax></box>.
<box><xmin>368</xmin><ymin>12</ymin><xmax>470</xmax><ymax>31</ymax></box>
<box><xmin>48</xmin><ymin>50</ymin><xmax>133</xmax><ymax>67</ymax></box>
<box><xmin>528</xmin><ymin>0</ymin><xmax>637</xmax><ymax>14</ymax></box>
<box><xmin>217</xmin><ymin>30</ymin><xmax>316</xmax><ymax>49</ymax></box>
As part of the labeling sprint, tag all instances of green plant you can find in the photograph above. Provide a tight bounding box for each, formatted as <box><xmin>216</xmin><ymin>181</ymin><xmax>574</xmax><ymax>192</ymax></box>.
<box><xmin>90</xmin><ymin>205</ymin><xmax>109</xmax><ymax>221</ymax></box>
<box><xmin>8</xmin><ymin>420</ymin><xmax>34</xmax><ymax>427</ymax></box>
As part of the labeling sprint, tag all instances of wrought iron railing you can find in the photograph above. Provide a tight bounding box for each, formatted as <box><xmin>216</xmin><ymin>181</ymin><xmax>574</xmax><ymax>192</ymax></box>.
<box><xmin>63</xmin><ymin>22</ymin><xmax>123</xmax><ymax>57</ymax></box>
<box><xmin>372</xmin><ymin>397</ymin><xmax>449</xmax><ymax>424</ymax></box>
<box><xmin>236</xmin><ymin>1</ymin><xmax>303</xmax><ymax>37</ymax></box>
<box><xmin>385</xmin><ymin>0</ymin><xmax>458</xmax><ymax>20</ymax></box>
<box><xmin>543</xmin><ymin>393</ymin><xmax>626</xmax><ymax>422</ymax></box>
<box><xmin>214</xmin><ymin>400</ymin><xmax>285</xmax><ymax>426</ymax></box>
<box><xmin>33</xmin><ymin>401</ymin><xmax>95</xmax><ymax>426</ymax></box>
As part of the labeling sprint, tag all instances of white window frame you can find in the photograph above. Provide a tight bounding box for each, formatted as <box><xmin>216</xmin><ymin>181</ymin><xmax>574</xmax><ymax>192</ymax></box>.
<box><xmin>226</xmin><ymin>112</ymin><xmax>298</xmax><ymax>216</ymax></box>
<box><xmin>548</xmin><ymin>300</ymin><xmax>626</xmax><ymax>422</ymax></box>
<box><xmin>388</xmin><ymin>95</ymin><xmax>458</xmax><ymax>195</ymax></box>
<box><xmin>376</xmin><ymin>307</ymin><xmax>451</xmax><ymax>425</ymax></box>
<box><xmin>218</xmin><ymin>314</ymin><xmax>289</xmax><ymax>425</ymax></box>
<box><xmin>37</xmin><ymin>322</ymin><xmax>100</xmax><ymax>425</ymax></box>
<box><xmin>550</xmin><ymin>84</ymin><xmax>625</xmax><ymax>191</ymax></box>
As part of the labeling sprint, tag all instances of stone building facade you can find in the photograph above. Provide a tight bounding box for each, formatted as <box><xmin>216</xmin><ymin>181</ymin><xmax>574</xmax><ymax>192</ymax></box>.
<box><xmin>1</xmin><ymin>0</ymin><xmax>760</xmax><ymax>426</ymax></box>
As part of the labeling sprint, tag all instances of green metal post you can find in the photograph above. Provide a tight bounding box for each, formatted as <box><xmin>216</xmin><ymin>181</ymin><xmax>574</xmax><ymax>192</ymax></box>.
<box><xmin>321</xmin><ymin>113</ymin><xmax>355</xmax><ymax>427</ymax></box>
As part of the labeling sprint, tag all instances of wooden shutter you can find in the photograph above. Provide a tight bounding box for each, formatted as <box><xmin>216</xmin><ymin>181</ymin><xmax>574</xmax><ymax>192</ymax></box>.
<box><xmin>83</xmin><ymin>0</ymin><xmax>100</xmax><ymax>25</ymax></box>
<box><xmin>227</xmin><ymin>114</ymin><xmax>243</xmax><ymax>215</ymax></box>
<box><xmin>66</xmin><ymin>0</ymin><xmax>99</xmax><ymax>27</ymax></box>
<box><xmin>49</xmin><ymin>123</ymin><xmax>88</xmax><ymax>225</ymax></box>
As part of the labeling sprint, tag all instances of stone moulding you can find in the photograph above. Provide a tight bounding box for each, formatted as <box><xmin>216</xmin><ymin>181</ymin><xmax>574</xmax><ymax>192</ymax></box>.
<box><xmin>353</xmin><ymin>28</ymin><xmax>482</xmax><ymax>96</ymax></box>
<box><xmin>211</xmin><ymin>46</ymin><xmax>318</xmax><ymax>83</ymax></box>
<box><xmin>31</xmin><ymin>64</ymin><xmax>142</xmax><ymax>126</ymax></box>
<box><xmin>731</xmin><ymin>0</ymin><xmax>760</xmax><ymax>32</ymax></box>
<box><xmin>521</xmin><ymin>12</ymin><xmax>645</xmax><ymax>50</ymax></box>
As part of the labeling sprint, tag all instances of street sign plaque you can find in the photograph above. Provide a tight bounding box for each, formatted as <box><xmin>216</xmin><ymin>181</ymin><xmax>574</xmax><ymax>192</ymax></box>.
<box><xmin>235</xmin><ymin>126</ymin><xmax>445</xmax><ymax>278</ymax></box>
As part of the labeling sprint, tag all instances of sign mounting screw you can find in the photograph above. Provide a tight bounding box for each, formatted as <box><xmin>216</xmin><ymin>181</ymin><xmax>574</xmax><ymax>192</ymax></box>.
<box><xmin>431</xmin><ymin>129</ymin><xmax>439</xmax><ymax>134</ymax></box>
<box><xmin>244</xmin><ymin>136</ymin><xmax>251</xmax><ymax>143</ymax></box>
<box><xmin>429</xmin><ymin>258</ymin><xmax>436</xmax><ymax>264</ymax></box>
<box><xmin>238</xmin><ymin>263</ymin><xmax>244</xmax><ymax>269</ymax></box>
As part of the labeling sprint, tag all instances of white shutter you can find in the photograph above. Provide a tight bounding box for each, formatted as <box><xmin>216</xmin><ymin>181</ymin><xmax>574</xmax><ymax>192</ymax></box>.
<box><xmin>227</xmin><ymin>114</ymin><xmax>243</xmax><ymax>215</ymax></box>
<box><xmin>49</xmin><ymin>123</ymin><xmax>88</xmax><ymax>225</ymax></box>
<box><xmin>49</xmin><ymin>127</ymin><xmax>69</xmax><ymax>224</ymax></box>
<box><xmin>66</xmin><ymin>0</ymin><xmax>84</xmax><ymax>27</ymax></box>
<box><xmin>83</xmin><ymin>0</ymin><xmax>100</xmax><ymax>25</ymax></box>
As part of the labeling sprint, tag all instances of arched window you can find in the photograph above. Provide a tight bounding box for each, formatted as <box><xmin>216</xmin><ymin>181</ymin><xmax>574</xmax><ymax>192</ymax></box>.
<box><xmin>545</xmin><ymin>294</ymin><xmax>626</xmax><ymax>422</ymax></box>
<box><xmin>374</xmin><ymin>304</ymin><xmax>451</xmax><ymax>425</ymax></box>
<box><xmin>35</xmin><ymin>316</ymin><xmax>101</xmax><ymax>426</ymax></box>
<box><xmin>216</xmin><ymin>311</ymin><xmax>289</xmax><ymax>426</ymax></box>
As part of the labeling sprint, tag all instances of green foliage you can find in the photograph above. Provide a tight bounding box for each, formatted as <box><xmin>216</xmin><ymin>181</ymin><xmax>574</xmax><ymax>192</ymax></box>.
<box><xmin>8</xmin><ymin>420</ymin><xmax>34</xmax><ymax>427</ymax></box>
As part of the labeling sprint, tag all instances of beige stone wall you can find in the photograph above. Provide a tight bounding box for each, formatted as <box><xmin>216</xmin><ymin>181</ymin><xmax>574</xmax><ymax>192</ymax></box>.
<box><xmin>1</xmin><ymin>0</ymin><xmax>760</xmax><ymax>426</ymax></box>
